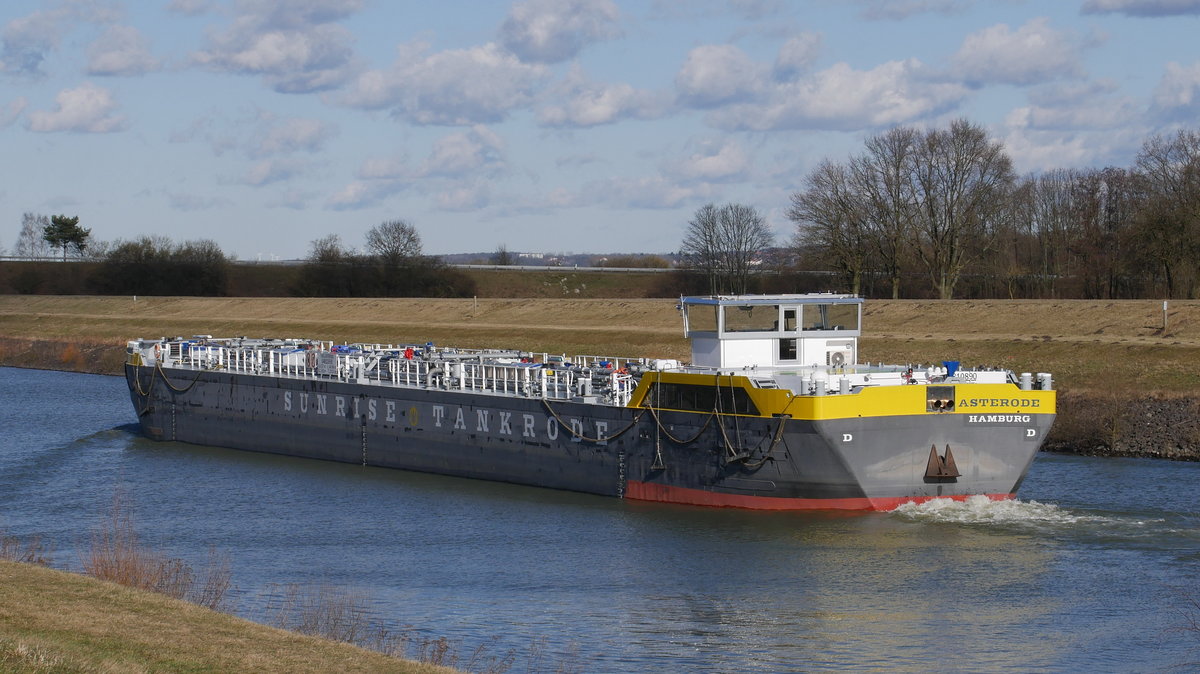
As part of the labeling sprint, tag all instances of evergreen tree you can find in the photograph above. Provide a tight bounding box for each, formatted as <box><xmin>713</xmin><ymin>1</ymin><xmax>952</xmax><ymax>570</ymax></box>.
<box><xmin>42</xmin><ymin>214</ymin><xmax>91</xmax><ymax>261</ymax></box>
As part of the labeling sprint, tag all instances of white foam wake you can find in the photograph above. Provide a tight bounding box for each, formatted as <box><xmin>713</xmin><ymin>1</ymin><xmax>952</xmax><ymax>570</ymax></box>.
<box><xmin>890</xmin><ymin>495</ymin><xmax>1117</xmax><ymax>527</ymax></box>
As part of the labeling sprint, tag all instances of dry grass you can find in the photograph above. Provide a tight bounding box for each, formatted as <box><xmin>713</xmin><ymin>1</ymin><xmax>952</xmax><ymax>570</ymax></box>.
<box><xmin>2</xmin><ymin>295</ymin><xmax>1198</xmax><ymax>392</ymax></box>
<box><xmin>0</xmin><ymin>530</ymin><xmax>51</xmax><ymax>566</ymax></box>
<box><xmin>81</xmin><ymin>491</ymin><xmax>233</xmax><ymax>611</ymax></box>
<box><xmin>0</xmin><ymin>560</ymin><xmax>456</xmax><ymax>674</ymax></box>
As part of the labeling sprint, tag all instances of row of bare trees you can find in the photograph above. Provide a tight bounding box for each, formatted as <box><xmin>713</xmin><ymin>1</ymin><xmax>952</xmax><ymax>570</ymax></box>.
<box><xmin>789</xmin><ymin>120</ymin><xmax>1200</xmax><ymax>299</ymax></box>
<box><xmin>294</xmin><ymin>220</ymin><xmax>476</xmax><ymax>297</ymax></box>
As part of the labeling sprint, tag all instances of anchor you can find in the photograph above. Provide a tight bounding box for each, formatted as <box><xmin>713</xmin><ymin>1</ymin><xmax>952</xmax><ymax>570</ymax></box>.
<box><xmin>924</xmin><ymin>443</ymin><xmax>961</xmax><ymax>483</ymax></box>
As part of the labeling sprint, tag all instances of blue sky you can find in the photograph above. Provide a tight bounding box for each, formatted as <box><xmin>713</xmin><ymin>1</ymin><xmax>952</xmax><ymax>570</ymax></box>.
<box><xmin>2</xmin><ymin>0</ymin><xmax>1199</xmax><ymax>260</ymax></box>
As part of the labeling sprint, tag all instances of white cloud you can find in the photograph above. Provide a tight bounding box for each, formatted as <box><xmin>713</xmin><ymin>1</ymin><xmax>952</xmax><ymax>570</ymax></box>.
<box><xmin>254</xmin><ymin>116</ymin><xmax>336</xmax><ymax>156</ymax></box>
<box><xmin>675</xmin><ymin>44</ymin><xmax>765</xmax><ymax>108</ymax></box>
<box><xmin>538</xmin><ymin>65</ymin><xmax>668</xmax><ymax>127</ymax></box>
<box><xmin>854</xmin><ymin>0</ymin><xmax>969</xmax><ymax>21</ymax></box>
<box><xmin>1152</xmin><ymin>61</ymin><xmax>1200</xmax><ymax>120</ymax></box>
<box><xmin>27</xmin><ymin>82</ymin><xmax>125</xmax><ymax>133</ymax></box>
<box><xmin>1001</xmin><ymin>129</ymin><xmax>1115</xmax><ymax>173</ymax></box>
<box><xmin>586</xmin><ymin>175</ymin><xmax>705</xmax><ymax>209</ymax></box>
<box><xmin>350</xmin><ymin>127</ymin><xmax>505</xmax><ymax>186</ymax></box>
<box><xmin>326</xmin><ymin>179</ymin><xmax>407</xmax><ymax>210</ymax></box>
<box><xmin>87</xmin><ymin>25</ymin><xmax>159</xmax><ymax>76</ymax></box>
<box><xmin>433</xmin><ymin>181</ymin><xmax>492</xmax><ymax>211</ymax></box>
<box><xmin>773</xmin><ymin>33</ymin><xmax>821</xmax><ymax>80</ymax></box>
<box><xmin>709</xmin><ymin>59</ymin><xmax>968</xmax><ymax>131</ymax></box>
<box><xmin>728</xmin><ymin>0</ymin><xmax>786</xmax><ymax>19</ymax></box>
<box><xmin>167</xmin><ymin>0</ymin><xmax>217</xmax><ymax>16</ymax></box>
<box><xmin>243</xmin><ymin>158</ymin><xmax>307</xmax><ymax>186</ymax></box>
<box><xmin>1</xmin><ymin>1</ymin><xmax>120</xmax><ymax>76</ymax></box>
<box><xmin>952</xmin><ymin>18</ymin><xmax>1084</xmax><ymax>86</ymax></box>
<box><xmin>419</xmin><ymin>126</ymin><xmax>506</xmax><ymax>177</ymax></box>
<box><xmin>1081</xmin><ymin>0</ymin><xmax>1200</xmax><ymax>16</ymax></box>
<box><xmin>341</xmin><ymin>42</ymin><xmax>548</xmax><ymax>125</ymax></box>
<box><xmin>1005</xmin><ymin>81</ymin><xmax>1138</xmax><ymax>130</ymax></box>
<box><xmin>357</xmin><ymin>155</ymin><xmax>408</xmax><ymax>180</ymax></box>
<box><xmin>190</xmin><ymin>0</ymin><xmax>363</xmax><ymax>93</ymax></box>
<box><xmin>171</xmin><ymin>111</ymin><xmax>336</xmax><ymax>163</ymax></box>
<box><xmin>499</xmin><ymin>0</ymin><xmax>621</xmax><ymax>63</ymax></box>
<box><xmin>269</xmin><ymin>188</ymin><xmax>314</xmax><ymax>210</ymax></box>
<box><xmin>670</xmin><ymin>139</ymin><xmax>751</xmax><ymax>182</ymax></box>
<box><xmin>0</xmin><ymin>97</ymin><xmax>27</xmax><ymax>127</ymax></box>
<box><xmin>1005</xmin><ymin>103</ymin><xmax>1136</xmax><ymax>132</ymax></box>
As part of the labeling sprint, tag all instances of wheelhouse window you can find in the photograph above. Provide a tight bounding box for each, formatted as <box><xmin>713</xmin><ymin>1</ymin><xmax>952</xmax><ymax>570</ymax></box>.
<box><xmin>783</xmin><ymin>309</ymin><xmax>797</xmax><ymax>331</ymax></box>
<box><xmin>722</xmin><ymin>304</ymin><xmax>778</xmax><ymax>333</ymax></box>
<box><xmin>779</xmin><ymin>338</ymin><xmax>797</xmax><ymax>360</ymax></box>
<box><xmin>801</xmin><ymin>303</ymin><xmax>860</xmax><ymax>332</ymax></box>
<box><xmin>686</xmin><ymin>304</ymin><xmax>718</xmax><ymax>332</ymax></box>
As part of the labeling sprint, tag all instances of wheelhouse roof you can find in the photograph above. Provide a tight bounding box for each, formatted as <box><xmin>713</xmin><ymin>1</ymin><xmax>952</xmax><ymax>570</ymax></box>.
<box><xmin>680</xmin><ymin>293</ymin><xmax>861</xmax><ymax>307</ymax></box>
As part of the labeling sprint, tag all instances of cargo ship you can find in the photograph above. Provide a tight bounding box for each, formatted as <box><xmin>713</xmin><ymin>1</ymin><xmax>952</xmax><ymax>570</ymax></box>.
<box><xmin>124</xmin><ymin>294</ymin><xmax>1056</xmax><ymax>510</ymax></box>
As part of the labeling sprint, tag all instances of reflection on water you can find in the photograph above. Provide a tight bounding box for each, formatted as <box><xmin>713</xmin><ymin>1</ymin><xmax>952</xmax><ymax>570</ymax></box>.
<box><xmin>2</xmin><ymin>368</ymin><xmax>1199</xmax><ymax>672</ymax></box>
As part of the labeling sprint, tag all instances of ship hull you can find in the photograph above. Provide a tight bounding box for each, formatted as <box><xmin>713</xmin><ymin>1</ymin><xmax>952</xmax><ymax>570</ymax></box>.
<box><xmin>126</xmin><ymin>364</ymin><xmax>1053</xmax><ymax>511</ymax></box>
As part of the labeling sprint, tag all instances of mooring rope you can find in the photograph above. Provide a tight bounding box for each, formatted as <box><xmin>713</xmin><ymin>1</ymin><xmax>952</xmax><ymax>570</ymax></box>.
<box><xmin>644</xmin><ymin>404</ymin><xmax>716</xmax><ymax>444</ymax></box>
<box><xmin>132</xmin><ymin>364</ymin><xmax>153</xmax><ymax>397</ymax></box>
<box><xmin>542</xmin><ymin>398</ymin><xmax>648</xmax><ymax>442</ymax></box>
<box><xmin>155</xmin><ymin>361</ymin><xmax>205</xmax><ymax>393</ymax></box>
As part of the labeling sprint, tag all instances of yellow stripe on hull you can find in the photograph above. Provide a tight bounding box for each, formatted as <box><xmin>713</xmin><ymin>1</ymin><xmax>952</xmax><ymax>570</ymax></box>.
<box><xmin>628</xmin><ymin>372</ymin><xmax>1056</xmax><ymax>420</ymax></box>
<box><xmin>787</xmin><ymin>383</ymin><xmax>1056</xmax><ymax>420</ymax></box>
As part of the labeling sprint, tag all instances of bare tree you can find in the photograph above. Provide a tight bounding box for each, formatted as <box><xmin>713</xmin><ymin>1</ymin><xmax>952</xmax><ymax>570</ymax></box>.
<box><xmin>15</xmin><ymin>213</ymin><xmax>51</xmax><ymax>259</ymax></box>
<box><xmin>308</xmin><ymin>234</ymin><xmax>349</xmax><ymax>262</ymax></box>
<box><xmin>365</xmin><ymin>220</ymin><xmax>422</xmax><ymax>265</ymax></box>
<box><xmin>681</xmin><ymin>203</ymin><xmax>773</xmax><ymax>295</ymax></box>
<box><xmin>788</xmin><ymin>160</ymin><xmax>870</xmax><ymax>295</ymax></box>
<box><xmin>491</xmin><ymin>243</ymin><xmax>514</xmax><ymax>265</ymax></box>
<box><xmin>910</xmin><ymin>119</ymin><xmax>1015</xmax><ymax>299</ymax></box>
<box><xmin>1024</xmin><ymin>169</ymin><xmax>1080</xmax><ymax>296</ymax></box>
<box><xmin>853</xmin><ymin>126</ymin><xmax>919</xmax><ymax>299</ymax></box>
<box><xmin>1134</xmin><ymin>130</ymin><xmax>1200</xmax><ymax>297</ymax></box>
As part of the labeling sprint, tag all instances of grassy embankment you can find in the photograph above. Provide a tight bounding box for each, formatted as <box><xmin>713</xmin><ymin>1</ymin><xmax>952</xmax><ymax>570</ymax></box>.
<box><xmin>0</xmin><ymin>560</ymin><xmax>455</xmax><ymax>674</ymax></box>
<box><xmin>1</xmin><ymin>294</ymin><xmax>1197</xmax><ymax>392</ymax></box>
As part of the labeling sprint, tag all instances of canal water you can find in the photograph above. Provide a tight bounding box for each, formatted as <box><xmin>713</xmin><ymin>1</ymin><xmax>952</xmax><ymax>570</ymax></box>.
<box><xmin>2</xmin><ymin>367</ymin><xmax>1199</xmax><ymax>672</ymax></box>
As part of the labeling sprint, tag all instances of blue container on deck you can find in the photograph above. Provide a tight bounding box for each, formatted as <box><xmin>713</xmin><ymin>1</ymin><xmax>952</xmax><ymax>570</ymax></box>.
<box><xmin>943</xmin><ymin>360</ymin><xmax>960</xmax><ymax>376</ymax></box>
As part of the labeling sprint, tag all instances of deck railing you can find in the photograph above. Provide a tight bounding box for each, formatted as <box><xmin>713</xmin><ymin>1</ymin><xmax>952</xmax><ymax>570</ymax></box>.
<box><xmin>136</xmin><ymin>340</ymin><xmax>639</xmax><ymax>407</ymax></box>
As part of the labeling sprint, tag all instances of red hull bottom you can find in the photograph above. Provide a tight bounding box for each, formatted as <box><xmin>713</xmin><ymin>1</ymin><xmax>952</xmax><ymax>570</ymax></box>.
<box><xmin>625</xmin><ymin>481</ymin><xmax>1015</xmax><ymax>511</ymax></box>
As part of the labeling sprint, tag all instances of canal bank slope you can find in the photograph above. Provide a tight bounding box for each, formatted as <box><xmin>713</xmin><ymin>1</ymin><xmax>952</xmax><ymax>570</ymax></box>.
<box><xmin>1</xmin><ymin>295</ymin><xmax>1197</xmax><ymax>460</ymax></box>
<box><xmin>0</xmin><ymin>560</ymin><xmax>454</xmax><ymax>673</ymax></box>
